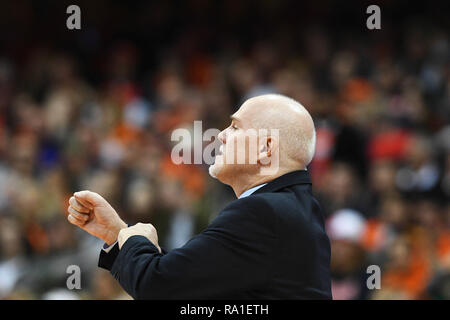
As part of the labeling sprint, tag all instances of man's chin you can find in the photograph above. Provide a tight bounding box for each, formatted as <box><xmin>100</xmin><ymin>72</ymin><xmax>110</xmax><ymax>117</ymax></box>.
<box><xmin>208</xmin><ymin>163</ymin><xmax>221</xmax><ymax>179</ymax></box>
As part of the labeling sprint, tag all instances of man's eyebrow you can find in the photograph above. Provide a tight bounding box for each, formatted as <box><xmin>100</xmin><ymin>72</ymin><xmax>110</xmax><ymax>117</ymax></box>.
<box><xmin>230</xmin><ymin>115</ymin><xmax>241</xmax><ymax>123</ymax></box>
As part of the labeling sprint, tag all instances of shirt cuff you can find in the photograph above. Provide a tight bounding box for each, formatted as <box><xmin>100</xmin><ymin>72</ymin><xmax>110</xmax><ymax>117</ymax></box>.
<box><xmin>102</xmin><ymin>241</ymin><xmax>118</xmax><ymax>253</ymax></box>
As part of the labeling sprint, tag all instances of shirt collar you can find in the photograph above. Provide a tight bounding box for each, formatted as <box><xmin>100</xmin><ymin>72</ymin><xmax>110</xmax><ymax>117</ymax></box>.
<box><xmin>238</xmin><ymin>183</ymin><xmax>268</xmax><ymax>199</ymax></box>
<box><xmin>251</xmin><ymin>170</ymin><xmax>311</xmax><ymax>196</ymax></box>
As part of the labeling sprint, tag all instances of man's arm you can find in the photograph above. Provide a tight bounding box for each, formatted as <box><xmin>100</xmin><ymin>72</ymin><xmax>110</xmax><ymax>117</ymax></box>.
<box><xmin>106</xmin><ymin>196</ymin><xmax>278</xmax><ymax>299</ymax></box>
<box><xmin>99</xmin><ymin>239</ymin><xmax>168</xmax><ymax>270</ymax></box>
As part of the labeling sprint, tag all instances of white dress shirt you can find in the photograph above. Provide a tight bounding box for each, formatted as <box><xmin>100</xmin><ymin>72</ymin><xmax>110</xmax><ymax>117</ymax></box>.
<box><xmin>238</xmin><ymin>183</ymin><xmax>267</xmax><ymax>199</ymax></box>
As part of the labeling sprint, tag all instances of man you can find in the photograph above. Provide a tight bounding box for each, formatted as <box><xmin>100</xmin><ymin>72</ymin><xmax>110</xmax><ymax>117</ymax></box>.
<box><xmin>67</xmin><ymin>94</ymin><xmax>332</xmax><ymax>299</ymax></box>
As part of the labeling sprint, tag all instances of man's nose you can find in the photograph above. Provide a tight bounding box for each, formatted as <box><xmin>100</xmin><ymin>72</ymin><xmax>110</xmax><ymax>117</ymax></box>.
<box><xmin>218</xmin><ymin>129</ymin><xmax>226</xmax><ymax>144</ymax></box>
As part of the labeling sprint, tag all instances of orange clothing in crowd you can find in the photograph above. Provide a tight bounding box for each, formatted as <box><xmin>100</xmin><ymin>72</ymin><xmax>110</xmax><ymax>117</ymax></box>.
<box><xmin>161</xmin><ymin>155</ymin><xmax>206</xmax><ymax>199</ymax></box>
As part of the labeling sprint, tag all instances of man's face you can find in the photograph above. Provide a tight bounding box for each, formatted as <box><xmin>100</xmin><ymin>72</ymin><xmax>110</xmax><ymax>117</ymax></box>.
<box><xmin>209</xmin><ymin>102</ymin><xmax>261</xmax><ymax>183</ymax></box>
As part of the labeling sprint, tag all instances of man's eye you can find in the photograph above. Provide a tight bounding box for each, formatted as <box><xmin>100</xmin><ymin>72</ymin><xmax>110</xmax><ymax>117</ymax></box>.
<box><xmin>231</xmin><ymin>125</ymin><xmax>238</xmax><ymax>130</ymax></box>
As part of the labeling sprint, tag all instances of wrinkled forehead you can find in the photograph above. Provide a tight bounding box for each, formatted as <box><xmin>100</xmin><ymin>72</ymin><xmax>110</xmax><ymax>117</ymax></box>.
<box><xmin>232</xmin><ymin>97</ymin><xmax>272</xmax><ymax>125</ymax></box>
<box><xmin>234</xmin><ymin>95</ymin><xmax>305</xmax><ymax>128</ymax></box>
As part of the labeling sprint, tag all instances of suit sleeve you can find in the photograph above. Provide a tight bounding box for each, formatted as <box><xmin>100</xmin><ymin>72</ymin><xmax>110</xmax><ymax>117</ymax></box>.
<box><xmin>104</xmin><ymin>196</ymin><xmax>278</xmax><ymax>299</ymax></box>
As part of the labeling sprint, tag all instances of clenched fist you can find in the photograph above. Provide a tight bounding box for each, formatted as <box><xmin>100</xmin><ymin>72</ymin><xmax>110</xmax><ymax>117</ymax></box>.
<box><xmin>67</xmin><ymin>190</ymin><xmax>127</xmax><ymax>245</ymax></box>
<box><xmin>118</xmin><ymin>223</ymin><xmax>161</xmax><ymax>252</ymax></box>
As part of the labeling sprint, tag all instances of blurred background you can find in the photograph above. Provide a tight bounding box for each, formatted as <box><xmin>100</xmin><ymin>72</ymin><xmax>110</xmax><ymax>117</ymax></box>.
<box><xmin>0</xmin><ymin>0</ymin><xmax>448</xmax><ymax>300</ymax></box>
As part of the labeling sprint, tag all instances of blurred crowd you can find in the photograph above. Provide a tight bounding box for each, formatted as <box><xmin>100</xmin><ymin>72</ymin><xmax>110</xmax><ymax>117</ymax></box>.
<box><xmin>0</xmin><ymin>1</ymin><xmax>449</xmax><ymax>299</ymax></box>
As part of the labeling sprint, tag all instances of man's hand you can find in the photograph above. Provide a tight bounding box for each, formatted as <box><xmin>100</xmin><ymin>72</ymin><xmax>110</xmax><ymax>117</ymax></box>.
<box><xmin>67</xmin><ymin>190</ymin><xmax>127</xmax><ymax>245</ymax></box>
<box><xmin>118</xmin><ymin>223</ymin><xmax>161</xmax><ymax>252</ymax></box>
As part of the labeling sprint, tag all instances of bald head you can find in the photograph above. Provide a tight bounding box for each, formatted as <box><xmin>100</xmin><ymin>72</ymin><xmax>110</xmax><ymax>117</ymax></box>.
<box><xmin>234</xmin><ymin>94</ymin><xmax>316</xmax><ymax>169</ymax></box>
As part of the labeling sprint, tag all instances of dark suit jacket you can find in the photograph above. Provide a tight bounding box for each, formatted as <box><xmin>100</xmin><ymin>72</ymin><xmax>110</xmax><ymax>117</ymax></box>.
<box><xmin>98</xmin><ymin>170</ymin><xmax>332</xmax><ymax>299</ymax></box>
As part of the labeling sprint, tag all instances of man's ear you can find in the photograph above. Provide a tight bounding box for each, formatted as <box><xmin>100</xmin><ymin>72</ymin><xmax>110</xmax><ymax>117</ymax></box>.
<box><xmin>258</xmin><ymin>135</ymin><xmax>278</xmax><ymax>166</ymax></box>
